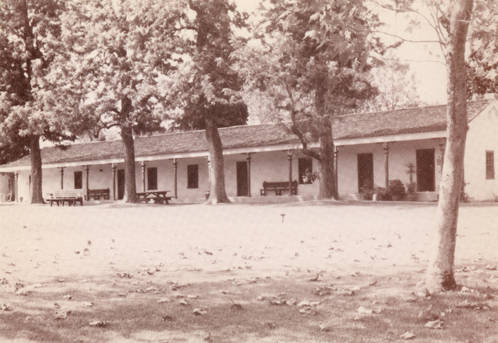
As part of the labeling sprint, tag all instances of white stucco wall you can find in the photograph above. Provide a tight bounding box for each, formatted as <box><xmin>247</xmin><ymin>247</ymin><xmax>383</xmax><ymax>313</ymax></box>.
<box><xmin>337</xmin><ymin>139</ymin><xmax>443</xmax><ymax>199</ymax></box>
<box><xmin>0</xmin><ymin>173</ymin><xmax>12</xmax><ymax>202</ymax></box>
<box><xmin>464</xmin><ymin>103</ymin><xmax>498</xmax><ymax>201</ymax></box>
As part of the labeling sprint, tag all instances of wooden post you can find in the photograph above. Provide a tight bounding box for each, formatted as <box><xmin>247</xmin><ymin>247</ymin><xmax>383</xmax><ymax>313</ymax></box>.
<box><xmin>334</xmin><ymin>146</ymin><xmax>339</xmax><ymax>197</ymax></box>
<box><xmin>60</xmin><ymin>167</ymin><xmax>64</xmax><ymax>190</ymax></box>
<box><xmin>85</xmin><ymin>165</ymin><xmax>90</xmax><ymax>201</ymax></box>
<box><xmin>383</xmin><ymin>143</ymin><xmax>390</xmax><ymax>189</ymax></box>
<box><xmin>287</xmin><ymin>150</ymin><xmax>293</xmax><ymax>196</ymax></box>
<box><xmin>246</xmin><ymin>153</ymin><xmax>252</xmax><ymax>197</ymax></box>
<box><xmin>141</xmin><ymin>161</ymin><xmax>146</xmax><ymax>192</ymax></box>
<box><xmin>14</xmin><ymin>172</ymin><xmax>19</xmax><ymax>203</ymax></box>
<box><xmin>112</xmin><ymin>164</ymin><xmax>117</xmax><ymax>200</ymax></box>
<box><xmin>173</xmin><ymin>158</ymin><xmax>178</xmax><ymax>198</ymax></box>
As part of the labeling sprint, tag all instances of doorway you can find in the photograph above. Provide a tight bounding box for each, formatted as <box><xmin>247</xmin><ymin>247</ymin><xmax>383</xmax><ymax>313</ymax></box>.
<box><xmin>117</xmin><ymin>169</ymin><xmax>125</xmax><ymax>200</ymax></box>
<box><xmin>236</xmin><ymin>161</ymin><xmax>249</xmax><ymax>196</ymax></box>
<box><xmin>416</xmin><ymin>149</ymin><xmax>435</xmax><ymax>191</ymax></box>
<box><xmin>357</xmin><ymin>153</ymin><xmax>374</xmax><ymax>192</ymax></box>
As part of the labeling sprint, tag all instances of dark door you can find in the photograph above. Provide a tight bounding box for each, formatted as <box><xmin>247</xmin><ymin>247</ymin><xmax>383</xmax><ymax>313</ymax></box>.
<box><xmin>416</xmin><ymin>149</ymin><xmax>435</xmax><ymax>191</ymax></box>
<box><xmin>357</xmin><ymin>153</ymin><xmax>374</xmax><ymax>192</ymax></box>
<box><xmin>236</xmin><ymin>161</ymin><xmax>249</xmax><ymax>196</ymax></box>
<box><xmin>117</xmin><ymin>169</ymin><xmax>125</xmax><ymax>200</ymax></box>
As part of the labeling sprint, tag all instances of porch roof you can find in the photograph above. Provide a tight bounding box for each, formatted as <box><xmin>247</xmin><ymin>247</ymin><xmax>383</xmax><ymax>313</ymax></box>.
<box><xmin>0</xmin><ymin>100</ymin><xmax>492</xmax><ymax>170</ymax></box>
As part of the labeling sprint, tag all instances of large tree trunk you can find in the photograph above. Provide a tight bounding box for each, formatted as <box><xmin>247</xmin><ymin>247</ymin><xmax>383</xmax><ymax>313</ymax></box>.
<box><xmin>120</xmin><ymin>126</ymin><xmax>137</xmax><ymax>203</ymax></box>
<box><xmin>426</xmin><ymin>0</ymin><xmax>473</xmax><ymax>292</ymax></box>
<box><xmin>30</xmin><ymin>135</ymin><xmax>44</xmax><ymax>204</ymax></box>
<box><xmin>205</xmin><ymin>115</ymin><xmax>230</xmax><ymax>204</ymax></box>
<box><xmin>317</xmin><ymin>120</ymin><xmax>336</xmax><ymax>199</ymax></box>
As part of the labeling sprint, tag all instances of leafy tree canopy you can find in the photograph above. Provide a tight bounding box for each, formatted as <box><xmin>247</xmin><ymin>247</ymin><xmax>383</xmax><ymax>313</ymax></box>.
<box><xmin>167</xmin><ymin>0</ymin><xmax>248</xmax><ymax>131</ymax></box>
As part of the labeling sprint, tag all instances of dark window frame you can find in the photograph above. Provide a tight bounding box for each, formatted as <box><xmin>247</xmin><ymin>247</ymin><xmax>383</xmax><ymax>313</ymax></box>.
<box><xmin>187</xmin><ymin>164</ymin><xmax>199</xmax><ymax>189</ymax></box>
<box><xmin>298</xmin><ymin>157</ymin><xmax>313</xmax><ymax>184</ymax></box>
<box><xmin>486</xmin><ymin>150</ymin><xmax>495</xmax><ymax>179</ymax></box>
<box><xmin>147</xmin><ymin>167</ymin><xmax>158</xmax><ymax>190</ymax></box>
<box><xmin>74</xmin><ymin>171</ymin><xmax>83</xmax><ymax>189</ymax></box>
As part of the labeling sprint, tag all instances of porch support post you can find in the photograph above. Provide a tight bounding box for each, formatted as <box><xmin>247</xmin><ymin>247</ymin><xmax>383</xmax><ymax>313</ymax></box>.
<box><xmin>112</xmin><ymin>164</ymin><xmax>117</xmax><ymax>200</ymax></box>
<box><xmin>383</xmin><ymin>142</ymin><xmax>390</xmax><ymax>189</ymax></box>
<box><xmin>173</xmin><ymin>158</ymin><xmax>178</xmax><ymax>198</ymax></box>
<box><xmin>246</xmin><ymin>153</ymin><xmax>252</xmax><ymax>196</ymax></box>
<box><xmin>334</xmin><ymin>146</ymin><xmax>339</xmax><ymax>197</ymax></box>
<box><xmin>84</xmin><ymin>165</ymin><xmax>90</xmax><ymax>201</ymax></box>
<box><xmin>60</xmin><ymin>167</ymin><xmax>64</xmax><ymax>190</ymax></box>
<box><xmin>141</xmin><ymin>161</ymin><xmax>146</xmax><ymax>192</ymax></box>
<box><xmin>14</xmin><ymin>172</ymin><xmax>19</xmax><ymax>203</ymax></box>
<box><xmin>287</xmin><ymin>150</ymin><xmax>293</xmax><ymax>196</ymax></box>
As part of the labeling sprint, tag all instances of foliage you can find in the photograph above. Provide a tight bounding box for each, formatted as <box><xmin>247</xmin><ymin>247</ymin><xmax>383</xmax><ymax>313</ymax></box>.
<box><xmin>0</xmin><ymin>0</ymin><xmax>85</xmax><ymax>145</ymax></box>
<box><xmin>50</xmin><ymin>0</ymin><xmax>183</xmax><ymax>137</ymax></box>
<box><xmin>406</xmin><ymin>182</ymin><xmax>417</xmax><ymax>194</ymax></box>
<box><xmin>242</xmin><ymin>0</ymin><xmax>382</xmax><ymax>199</ymax></box>
<box><xmin>173</xmin><ymin>101</ymin><xmax>248</xmax><ymax>131</ymax></box>
<box><xmin>167</xmin><ymin>0</ymin><xmax>248</xmax><ymax>131</ymax></box>
<box><xmin>361</xmin><ymin>58</ymin><xmax>422</xmax><ymax>112</ymax></box>
<box><xmin>387</xmin><ymin>179</ymin><xmax>406</xmax><ymax>199</ymax></box>
<box><xmin>466</xmin><ymin>0</ymin><xmax>497</xmax><ymax>97</ymax></box>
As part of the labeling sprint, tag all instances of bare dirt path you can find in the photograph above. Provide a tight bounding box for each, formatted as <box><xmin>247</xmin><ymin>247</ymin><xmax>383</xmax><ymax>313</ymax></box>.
<box><xmin>0</xmin><ymin>202</ymin><xmax>497</xmax><ymax>342</ymax></box>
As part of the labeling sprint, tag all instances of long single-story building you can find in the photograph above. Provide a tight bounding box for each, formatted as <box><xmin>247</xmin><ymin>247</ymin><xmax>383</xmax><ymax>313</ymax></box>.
<box><xmin>0</xmin><ymin>99</ymin><xmax>497</xmax><ymax>203</ymax></box>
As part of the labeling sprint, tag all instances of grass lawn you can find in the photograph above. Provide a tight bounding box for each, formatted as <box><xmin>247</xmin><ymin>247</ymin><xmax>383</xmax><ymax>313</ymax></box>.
<box><xmin>0</xmin><ymin>202</ymin><xmax>497</xmax><ymax>342</ymax></box>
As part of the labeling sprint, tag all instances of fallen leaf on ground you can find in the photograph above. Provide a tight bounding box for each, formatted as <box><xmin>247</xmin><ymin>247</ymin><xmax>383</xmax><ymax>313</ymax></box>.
<box><xmin>400</xmin><ymin>331</ymin><xmax>416</xmax><ymax>340</ymax></box>
<box><xmin>308</xmin><ymin>273</ymin><xmax>320</xmax><ymax>282</ymax></box>
<box><xmin>319</xmin><ymin>322</ymin><xmax>334</xmax><ymax>332</ymax></box>
<box><xmin>116</xmin><ymin>272</ymin><xmax>133</xmax><ymax>279</ymax></box>
<box><xmin>55</xmin><ymin>310</ymin><xmax>70</xmax><ymax>320</ymax></box>
<box><xmin>230</xmin><ymin>303</ymin><xmax>243</xmax><ymax>311</ymax></box>
<box><xmin>264</xmin><ymin>321</ymin><xmax>277</xmax><ymax>329</ymax></box>
<box><xmin>357</xmin><ymin>306</ymin><xmax>373</xmax><ymax>315</ymax></box>
<box><xmin>89</xmin><ymin>320</ymin><xmax>108</xmax><ymax>327</ymax></box>
<box><xmin>193</xmin><ymin>308</ymin><xmax>207</xmax><ymax>315</ymax></box>
<box><xmin>313</xmin><ymin>286</ymin><xmax>333</xmax><ymax>296</ymax></box>
<box><xmin>424</xmin><ymin>319</ymin><xmax>444</xmax><ymax>329</ymax></box>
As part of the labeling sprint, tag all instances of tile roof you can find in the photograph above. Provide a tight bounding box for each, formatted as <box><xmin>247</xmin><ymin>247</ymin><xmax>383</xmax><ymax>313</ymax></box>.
<box><xmin>0</xmin><ymin>100</ymin><xmax>492</xmax><ymax>169</ymax></box>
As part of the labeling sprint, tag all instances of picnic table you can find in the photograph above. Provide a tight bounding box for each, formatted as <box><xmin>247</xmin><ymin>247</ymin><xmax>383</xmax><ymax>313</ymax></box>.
<box><xmin>46</xmin><ymin>191</ymin><xmax>84</xmax><ymax>206</ymax></box>
<box><xmin>136</xmin><ymin>190</ymin><xmax>172</xmax><ymax>204</ymax></box>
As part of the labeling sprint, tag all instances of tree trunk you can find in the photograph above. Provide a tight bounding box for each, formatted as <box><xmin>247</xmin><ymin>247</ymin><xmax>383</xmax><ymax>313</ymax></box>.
<box><xmin>120</xmin><ymin>126</ymin><xmax>137</xmax><ymax>203</ymax></box>
<box><xmin>30</xmin><ymin>135</ymin><xmax>44</xmax><ymax>204</ymax></box>
<box><xmin>426</xmin><ymin>0</ymin><xmax>473</xmax><ymax>292</ymax></box>
<box><xmin>317</xmin><ymin>121</ymin><xmax>336</xmax><ymax>199</ymax></box>
<box><xmin>205</xmin><ymin>115</ymin><xmax>230</xmax><ymax>204</ymax></box>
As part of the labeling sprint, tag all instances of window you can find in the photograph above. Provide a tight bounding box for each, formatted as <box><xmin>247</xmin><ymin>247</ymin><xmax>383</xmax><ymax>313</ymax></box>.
<box><xmin>74</xmin><ymin>171</ymin><xmax>83</xmax><ymax>189</ymax></box>
<box><xmin>187</xmin><ymin>164</ymin><xmax>199</xmax><ymax>189</ymax></box>
<box><xmin>298</xmin><ymin>157</ymin><xmax>313</xmax><ymax>184</ymax></box>
<box><xmin>486</xmin><ymin>151</ymin><xmax>495</xmax><ymax>179</ymax></box>
<box><xmin>147</xmin><ymin>167</ymin><xmax>158</xmax><ymax>190</ymax></box>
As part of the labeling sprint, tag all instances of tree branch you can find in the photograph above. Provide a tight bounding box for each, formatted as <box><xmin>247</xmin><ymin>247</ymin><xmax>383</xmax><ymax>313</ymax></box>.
<box><xmin>283</xmin><ymin>82</ymin><xmax>321</xmax><ymax>161</ymax></box>
<box><xmin>373</xmin><ymin>30</ymin><xmax>441</xmax><ymax>44</ymax></box>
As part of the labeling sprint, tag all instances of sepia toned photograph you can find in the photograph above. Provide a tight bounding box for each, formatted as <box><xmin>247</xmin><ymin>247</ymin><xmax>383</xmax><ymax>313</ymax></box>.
<box><xmin>0</xmin><ymin>0</ymin><xmax>496</xmax><ymax>342</ymax></box>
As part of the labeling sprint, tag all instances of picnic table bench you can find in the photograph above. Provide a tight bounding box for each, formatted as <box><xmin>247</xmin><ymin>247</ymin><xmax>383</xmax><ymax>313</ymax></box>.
<box><xmin>137</xmin><ymin>190</ymin><xmax>171</xmax><ymax>204</ymax></box>
<box><xmin>46</xmin><ymin>191</ymin><xmax>84</xmax><ymax>206</ymax></box>
<box><xmin>88</xmin><ymin>188</ymin><xmax>110</xmax><ymax>200</ymax></box>
<box><xmin>260</xmin><ymin>181</ymin><xmax>298</xmax><ymax>196</ymax></box>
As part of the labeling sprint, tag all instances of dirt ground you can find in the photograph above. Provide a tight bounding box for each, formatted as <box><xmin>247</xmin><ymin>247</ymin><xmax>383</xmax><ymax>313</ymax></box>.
<box><xmin>0</xmin><ymin>201</ymin><xmax>497</xmax><ymax>342</ymax></box>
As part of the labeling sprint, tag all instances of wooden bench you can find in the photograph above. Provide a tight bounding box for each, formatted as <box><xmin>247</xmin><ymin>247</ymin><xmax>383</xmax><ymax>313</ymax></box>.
<box><xmin>260</xmin><ymin>181</ymin><xmax>298</xmax><ymax>196</ymax></box>
<box><xmin>46</xmin><ymin>191</ymin><xmax>84</xmax><ymax>206</ymax></box>
<box><xmin>137</xmin><ymin>190</ymin><xmax>172</xmax><ymax>204</ymax></box>
<box><xmin>88</xmin><ymin>188</ymin><xmax>110</xmax><ymax>200</ymax></box>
